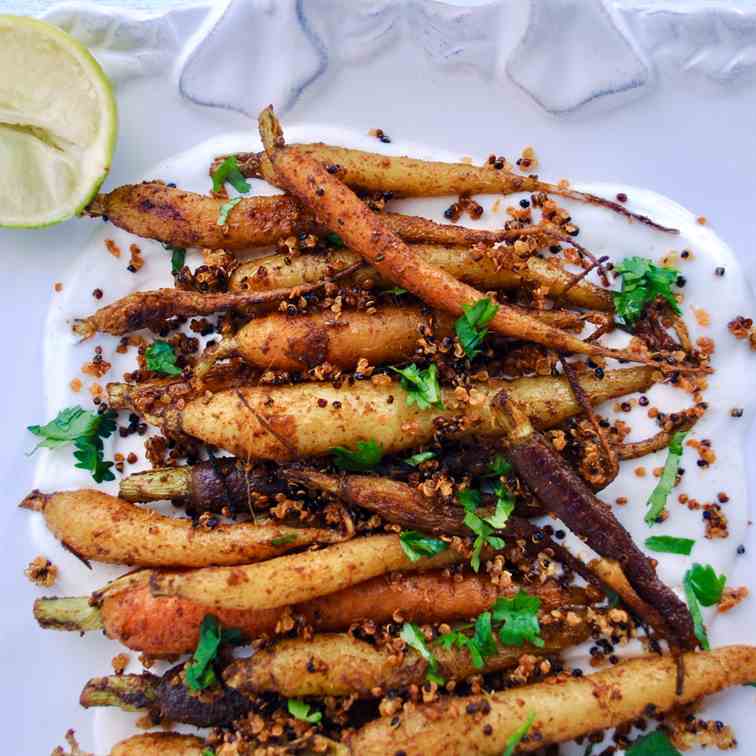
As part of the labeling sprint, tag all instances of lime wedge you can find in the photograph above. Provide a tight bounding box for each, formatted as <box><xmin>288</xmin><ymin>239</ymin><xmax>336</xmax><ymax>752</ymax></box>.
<box><xmin>0</xmin><ymin>15</ymin><xmax>117</xmax><ymax>228</ymax></box>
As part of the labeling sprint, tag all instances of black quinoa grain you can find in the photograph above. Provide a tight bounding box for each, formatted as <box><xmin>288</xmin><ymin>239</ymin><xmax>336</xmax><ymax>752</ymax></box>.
<box><xmin>616</xmin><ymin>192</ymin><xmax>628</xmax><ymax>203</ymax></box>
<box><xmin>676</xmin><ymin>275</ymin><xmax>686</xmax><ymax>287</ymax></box>
<box><xmin>519</xmin><ymin>199</ymin><xmax>530</xmax><ymax>208</ymax></box>
<box><xmin>715</xmin><ymin>266</ymin><xmax>726</xmax><ymax>276</ymax></box>
<box><xmin>731</xmin><ymin>408</ymin><xmax>744</xmax><ymax>418</ymax></box>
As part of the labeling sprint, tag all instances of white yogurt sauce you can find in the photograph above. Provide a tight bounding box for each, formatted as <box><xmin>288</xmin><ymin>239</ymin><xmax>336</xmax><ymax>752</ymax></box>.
<box><xmin>31</xmin><ymin>127</ymin><xmax>756</xmax><ymax>753</ymax></box>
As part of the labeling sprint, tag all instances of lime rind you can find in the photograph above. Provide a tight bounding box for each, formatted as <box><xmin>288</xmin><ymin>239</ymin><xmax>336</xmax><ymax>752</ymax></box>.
<box><xmin>0</xmin><ymin>14</ymin><xmax>117</xmax><ymax>228</ymax></box>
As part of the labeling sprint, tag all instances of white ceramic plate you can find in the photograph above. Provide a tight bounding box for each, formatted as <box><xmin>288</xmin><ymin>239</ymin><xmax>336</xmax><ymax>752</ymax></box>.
<box><xmin>3</xmin><ymin>1</ymin><xmax>756</xmax><ymax>753</ymax></box>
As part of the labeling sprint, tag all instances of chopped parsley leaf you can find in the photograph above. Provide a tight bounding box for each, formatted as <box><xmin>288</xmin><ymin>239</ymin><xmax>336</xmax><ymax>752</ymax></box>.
<box><xmin>400</xmin><ymin>622</ymin><xmax>444</xmax><ymax>685</ymax></box>
<box><xmin>287</xmin><ymin>699</ymin><xmax>322</xmax><ymax>724</ymax></box>
<box><xmin>455</xmin><ymin>298</ymin><xmax>499</xmax><ymax>359</ymax></box>
<box><xmin>211</xmin><ymin>156</ymin><xmax>251</xmax><ymax>194</ymax></box>
<box><xmin>502</xmin><ymin>711</ymin><xmax>536</xmax><ymax>756</ymax></box>
<box><xmin>28</xmin><ymin>406</ymin><xmax>116</xmax><ymax>483</ymax></box>
<box><xmin>683</xmin><ymin>563</ymin><xmax>726</xmax><ymax>651</ymax></box>
<box><xmin>185</xmin><ymin>615</ymin><xmax>243</xmax><ymax>691</ymax></box>
<box><xmin>625</xmin><ymin>729</ymin><xmax>681</xmax><ymax>755</ymax></box>
<box><xmin>686</xmin><ymin>563</ymin><xmax>726</xmax><ymax>606</ymax></box>
<box><xmin>399</xmin><ymin>531</ymin><xmax>448</xmax><ymax>562</ymax></box>
<box><xmin>458</xmin><ymin>486</ymin><xmax>511</xmax><ymax>572</ymax></box>
<box><xmin>270</xmin><ymin>533</ymin><xmax>298</xmax><ymax>547</ymax></box>
<box><xmin>392</xmin><ymin>363</ymin><xmax>444</xmax><ymax>410</ymax></box>
<box><xmin>217</xmin><ymin>196</ymin><xmax>241</xmax><ymax>225</ymax></box>
<box><xmin>324</xmin><ymin>231</ymin><xmax>344</xmax><ymax>248</ymax></box>
<box><xmin>492</xmin><ymin>590</ymin><xmax>544</xmax><ymax>647</ymax></box>
<box><xmin>331</xmin><ymin>439</ymin><xmax>383</xmax><ymax>471</ymax></box>
<box><xmin>644</xmin><ymin>430</ymin><xmax>687</xmax><ymax>525</ymax></box>
<box><xmin>613</xmin><ymin>256</ymin><xmax>681</xmax><ymax>326</ymax></box>
<box><xmin>485</xmin><ymin>454</ymin><xmax>512</xmax><ymax>477</ymax></box>
<box><xmin>145</xmin><ymin>341</ymin><xmax>182</xmax><ymax>376</ymax></box>
<box><xmin>162</xmin><ymin>243</ymin><xmax>186</xmax><ymax>274</ymax></box>
<box><xmin>644</xmin><ymin>535</ymin><xmax>695</xmax><ymax>556</ymax></box>
<box><xmin>404</xmin><ymin>450</ymin><xmax>436</xmax><ymax>466</ymax></box>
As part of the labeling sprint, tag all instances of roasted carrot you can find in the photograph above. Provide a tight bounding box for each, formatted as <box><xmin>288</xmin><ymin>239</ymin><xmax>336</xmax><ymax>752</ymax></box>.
<box><xmin>216</xmin><ymin>145</ymin><xmax>677</xmax><ymax>233</ymax></box>
<box><xmin>229</xmin><ymin>245</ymin><xmax>615</xmax><ymax>312</ymax></box>
<box><xmin>87</xmin><ymin>182</ymin><xmax>557</xmax><ymax>251</ymax></box>
<box><xmin>20</xmin><ymin>489</ymin><xmax>342</xmax><ymax>568</ymax></box>
<box><xmin>106</xmin><ymin>367</ymin><xmax>654</xmax><ymax>461</ymax></box>
<box><xmin>34</xmin><ymin>573</ymin><xmax>595</xmax><ymax>655</ymax></box>
<box><xmin>345</xmin><ymin>646</ymin><xmax>756</xmax><ymax>755</ymax></box>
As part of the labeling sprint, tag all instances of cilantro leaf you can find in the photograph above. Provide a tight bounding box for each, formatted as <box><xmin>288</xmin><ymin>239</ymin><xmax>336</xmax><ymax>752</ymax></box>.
<box><xmin>644</xmin><ymin>535</ymin><xmax>695</xmax><ymax>556</ymax></box>
<box><xmin>331</xmin><ymin>439</ymin><xmax>383</xmax><ymax>471</ymax></box>
<box><xmin>682</xmin><ymin>563</ymin><xmax>725</xmax><ymax>651</ymax></box>
<box><xmin>392</xmin><ymin>363</ymin><xmax>444</xmax><ymax>410</ymax></box>
<box><xmin>485</xmin><ymin>454</ymin><xmax>512</xmax><ymax>477</ymax></box>
<box><xmin>458</xmin><ymin>488</ymin><xmax>508</xmax><ymax>572</ymax></box>
<box><xmin>287</xmin><ymin>699</ymin><xmax>322</xmax><ymax>724</ymax></box>
<box><xmin>400</xmin><ymin>622</ymin><xmax>444</xmax><ymax>685</ymax></box>
<box><xmin>613</xmin><ymin>257</ymin><xmax>681</xmax><ymax>326</ymax></box>
<box><xmin>384</xmin><ymin>286</ymin><xmax>408</xmax><ymax>296</ymax></box>
<box><xmin>28</xmin><ymin>406</ymin><xmax>117</xmax><ymax>483</ymax></box>
<box><xmin>645</xmin><ymin>431</ymin><xmax>687</xmax><ymax>525</ymax></box>
<box><xmin>493</xmin><ymin>590</ymin><xmax>544</xmax><ymax>647</ymax></box>
<box><xmin>502</xmin><ymin>711</ymin><xmax>536</xmax><ymax>756</ymax></box>
<box><xmin>324</xmin><ymin>231</ymin><xmax>344</xmax><ymax>248</ymax></box>
<box><xmin>211</xmin><ymin>156</ymin><xmax>251</xmax><ymax>194</ymax></box>
<box><xmin>625</xmin><ymin>729</ymin><xmax>681</xmax><ymax>755</ymax></box>
<box><xmin>484</xmin><ymin>485</ymin><xmax>515</xmax><ymax>528</ymax></box>
<box><xmin>169</xmin><ymin>246</ymin><xmax>186</xmax><ymax>275</ymax></box>
<box><xmin>270</xmin><ymin>533</ymin><xmax>298</xmax><ymax>546</ymax></box>
<box><xmin>686</xmin><ymin>563</ymin><xmax>726</xmax><ymax>606</ymax></box>
<box><xmin>404</xmin><ymin>450</ymin><xmax>436</xmax><ymax>466</ymax></box>
<box><xmin>145</xmin><ymin>341</ymin><xmax>182</xmax><ymax>376</ymax></box>
<box><xmin>455</xmin><ymin>298</ymin><xmax>499</xmax><ymax>359</ymax></box>
<box><xmin>185</xmin><ymin>615</ymin><xmax>223</xmax><ymax>691</ymax></box>
<box><xmin>202</xmin><ymin>750</ymin><xmax>215</xmax><ymax>756</ymax></box>
<box><xmin>399</xmin><ymin>531</ymin><xmax>448</xmax><ymax>562</ymax></box>
<box><xmin>217</xmin><ymin>196</ymin><xmax>241</xmax><ymax>225</ymax></box>
<box><xmin>28</xmin><ymin>407</ymin><xmax>100</xmax><ymax>451</ymax></box>
<box><xmin>439</xmin><ymin>612</ymin><xmax>497</xmax><ymax>670</ymax></box>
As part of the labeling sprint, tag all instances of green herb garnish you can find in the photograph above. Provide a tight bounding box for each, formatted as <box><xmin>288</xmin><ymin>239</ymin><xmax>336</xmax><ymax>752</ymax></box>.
<box><xmin>455</xmin><ymin>298</ymin><xmax>499</xmax><ymax>359</ymax></box>
<box><xmin>502</xmin><ymin>711</ymin><xmax>536</xmax><ymax>756</ymax></box>
<box><xmin>458</xmin><ymin>486</ymin><xmax>512</xmax><ymax>572</ymax></box>
<box><xmin>324</xmin><ymin>231</ymin><xmax>344</xmax><ymax>248</ymax></box>
<box><xmin>644</xmin><ymin>430</ymin><xmax>687</xmax><ymax>525</ymax></box>
<box><xmin>211</xmin><ymin>156</ymin><xmax>251</xmax><ymax>194</ymax></box>
<box><xmin>683</xmin><ymin>563</ymin><xmax>726</xmax><ymax>650</ymax></box>
<box><xmin>331</xmin><ymin>439</ymin><xmax>383</xmax><ymax>471</ymax></box>
<box><xmin>493</xmin><ymin>590</ymin><xmax>544</xmax><ymax>647</ymax></box>
<box><xmin>440</xmin><ymin>612</ymin><xmax>497</xmax><ymax>670</ymax></box>
<box><xmin>392</xmin><ymin>363</ymin><xmax>444</xmax><ymax>410</ymax></box>
<box><xmin>145</xmin><ymin>341</ymin><xmax>182</xmax><ymax>376</ymax></box>
<box><xmin>404</xmin><ymin>450</ymin><xmax>436</xmax><ymax>466</ymax></box>
<box><xmin>625</xmin><ymin>729</ymin><xmax>681</xmax><ymax>755</ymax></box>
<box><xmin>162</xmin><ymin>243</ymin><xmax>186</xmax><ymax>275</ymax></box>
<box><xmin>485</xmin><ymin>454</ymin><xmax>512</xmax><ymax>477</ymax></box>
<box><xmin>185</xmin><ymin>615</ymin><xmax>243</xmax><ymax>691</ymax></box>
<box><xmin>400</xmin><ymin>622</ymin><xmax>444</xmax><ymax>685</ymax></box>
<box><xmin>217</xmin><ymin>196</ymin><xmax>241</xmax><ymax>225</ymax></box>
<box><xmin>686</xmin><ymin>563</ymin><xmax>726</xmax><ymax>606</ymax></box>
<box><xmin>287</xmin><ymin>699</ymin><xmax>322</xmax><ymax>724</ymax></box>
<box><xmin>28</xmin><ymin>406</ymin><xmax>116</xmax><ymax>483</ymax></box>
<box><xmin>644</xmin><ymin>535</ymin><xmax>695</xmax><ymax>555</ymax></box>
<box><xmin>385</xmin><ymin>286</ymin><xmax>408</xmax><ymax>296</ymax></box>
<box><xmin>399</xmin><ymin>531</ymin><xmax>448</xmax><ymax>562</ymax></box>
<box><xmin>202</xmin><ymin>749</ymin><xmax>215</xmax><ymax>756</ymax></box>
<box><xmin>270</xmin><ymin>533</ymin><xmax>298</xmax><ymax>547</ymax></box>
<box><xmin>613</xmin><ymin>256</ymin><xmax>681</xmax><ymax>326</ymax></box>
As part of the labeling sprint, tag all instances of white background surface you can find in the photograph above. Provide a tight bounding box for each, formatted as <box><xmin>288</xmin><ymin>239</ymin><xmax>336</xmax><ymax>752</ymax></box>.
<box><xmin>1</xmin><ymin>1</ymin><xmax>755</xmax><ymax>753</ymax></box>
